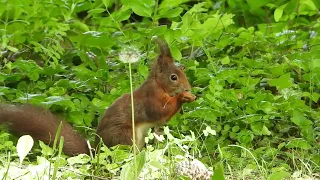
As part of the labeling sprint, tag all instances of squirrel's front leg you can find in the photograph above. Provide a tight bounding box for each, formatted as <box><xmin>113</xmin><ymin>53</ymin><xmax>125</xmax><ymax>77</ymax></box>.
<box><xmin>151</xmin><ymin>92</ymin><xmax>196</xmax><ymax>144</ymax></box>
<box><xmin>163</xmin><ymin>91</ymin><xmax>196</xmax><ymax>108</ymax></box>
<box><xmin>161</xmin><ymin>91</ymin><xmax>196</xmax><ymax>120</ymax></box>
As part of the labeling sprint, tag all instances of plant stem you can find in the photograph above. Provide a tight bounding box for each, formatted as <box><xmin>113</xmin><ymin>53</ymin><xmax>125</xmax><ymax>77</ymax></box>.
<box><xmin>129</xmin><ymin>63</ymin><xmax>137</xmax><ymax>178</ymax></box>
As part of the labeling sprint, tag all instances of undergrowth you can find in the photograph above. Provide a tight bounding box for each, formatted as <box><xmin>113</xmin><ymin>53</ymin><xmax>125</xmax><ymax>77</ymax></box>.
<box><xmin>0</xmin><ymin>0</ymin><xmax>319</xmax><ymax>179</ymax></box>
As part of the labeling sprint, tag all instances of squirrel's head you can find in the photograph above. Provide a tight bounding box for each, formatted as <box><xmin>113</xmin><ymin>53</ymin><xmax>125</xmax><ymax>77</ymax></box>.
<box><xmin>150</xmin><ymin>39</ymin><xmax>192</xmax><ymax>97</ymax></box>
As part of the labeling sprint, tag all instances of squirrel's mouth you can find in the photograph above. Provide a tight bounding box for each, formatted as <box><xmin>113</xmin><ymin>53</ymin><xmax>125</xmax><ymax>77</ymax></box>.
<box><xmin>168</xmin><ymin>90</ymin><xmax>182</xmax><ymax>97</ymax></box>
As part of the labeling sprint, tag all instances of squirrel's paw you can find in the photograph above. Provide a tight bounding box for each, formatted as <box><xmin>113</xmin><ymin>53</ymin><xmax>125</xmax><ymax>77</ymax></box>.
<box><xmin>180</xmin><ymin>91</ymin><xmax>196</xmax><ymax>103</ymax></box>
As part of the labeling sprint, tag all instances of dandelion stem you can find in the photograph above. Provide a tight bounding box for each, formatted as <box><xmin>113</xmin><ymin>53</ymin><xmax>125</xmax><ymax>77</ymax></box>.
<box><xmin>129</xmin><ymin>62</ymin><xmax>137</xmax><ymax>178</ymax></box>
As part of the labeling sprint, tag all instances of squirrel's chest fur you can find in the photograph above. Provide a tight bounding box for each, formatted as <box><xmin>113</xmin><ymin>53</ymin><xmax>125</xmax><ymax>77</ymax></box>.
<box><xmin>96</xmin><ymin>83</ymin><xmax>182</xmax><ymax>149</ymax></box>
<box><xmin>100</xmin><ymin>90</ymin><xmax>181</xmax><ymax>127</ymax></box>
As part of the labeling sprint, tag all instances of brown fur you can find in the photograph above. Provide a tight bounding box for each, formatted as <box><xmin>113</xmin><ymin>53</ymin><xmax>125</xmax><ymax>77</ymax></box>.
<box><xmin>0</xmin><ymin>104</ymin><xmax>89</xmax><ymax>155</ymax></box>
<box><xmin>0</xmin><ymin>39</ymin><xmax>196</xmax><ymax>156</ymax></box>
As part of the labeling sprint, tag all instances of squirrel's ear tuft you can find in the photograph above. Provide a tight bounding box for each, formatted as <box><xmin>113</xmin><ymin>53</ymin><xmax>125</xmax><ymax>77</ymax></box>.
<box><xmin>154</xmin><ymin>37</ymin><xmax>172</xmax><ymax>58</ymax></box>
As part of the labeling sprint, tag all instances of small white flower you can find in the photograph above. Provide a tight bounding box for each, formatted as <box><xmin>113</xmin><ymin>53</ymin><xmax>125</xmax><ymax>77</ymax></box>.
<box><xmin>310</xmin><ymin>30</ymin><xmax>317</xmax><ymax>39</ymax></box>
<box><xmin>213</xmin><ymin>1</ymin><xmax>223</xmax><ymax>10</ymax></box>
<box><xmin>153</xmin><ymin>132</ymin><xmax>165</xmax><ymax>142</ymax></box>
<box><xmin>86</xmin><ymin>51</ymin><xmax>96</xmax><ymax>59</ymax></box>
<box><xmin>275</xmin><ymin>30</ymin><xmax>296</xmax><ymax>37</ymax></box>
<box><xmin>203</xmin><ymin>126</ymin><xmax>216</xmax><ymax>137</ymax></box>
<box><xmin>17</xmin><ymin>135</ymin><xmax>34</xmax><ymax>165</ymax></box>
<box><xmin>119</xmin><ymin>46</ymin><xmax>141</xmax><ymax>63</ymax></box>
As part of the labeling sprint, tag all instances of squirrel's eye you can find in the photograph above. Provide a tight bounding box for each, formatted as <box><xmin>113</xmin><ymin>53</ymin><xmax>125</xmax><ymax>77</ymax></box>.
<box><xmin>170</xmin><ymin>74</ymin><xmax>178</xmax><ymax>81</ymax></box>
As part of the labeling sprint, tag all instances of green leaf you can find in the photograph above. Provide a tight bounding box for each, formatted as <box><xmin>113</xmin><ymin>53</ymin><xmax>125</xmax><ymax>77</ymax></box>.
<box><xmin>170</xmin><ymin>46</ymin><xmax>182</xmax><ymax>61</ymax></box>
<box><xmin>88</xmin><ymin>8</ymin><xmax>105</xmax><ymax>14</ymax></box>
<box><xmin>291</xmin><ymin>110</ymin><xmax>313</xmax><ymax>128</ymax></box>
<box><xmin>262</xmin><ymin>125</ymin><xmax>271</xmax><ymax>136</ymax></box>
<box><xmin>158</xmin><ymin>7</ymin><xmax>183</xmax><ymax>18</ymax></box>
<box><xmin>247</xmin><ymin>0</ymin><xmax>270</xmax><ymax>9</ymax></box>
<box><xmin>131</xmin><ymin>4</ymin><xmax>152</xmax><ymax>17</ymax></box>
<box><xmin>114</xmin><ymin>8</ymin><xmax>132</xmax><ymax>21</ymax></box>
<box><xmin>221</xmin><ymin>56</ymin><xmax>230</xmax><ymax>65</ymax></box>
<box><xmin>120</xmin><ymin>151</ymin><xmax>146</xmax><ymax>179</ymax></box>
<box><xmin>202</xmin><ymin>13</ymin><xmax>234</xmax><ymax>34</ymax></box>
<box><xmin>6</xmin><ymin>45</ymin><xmax>19</xmax><ymax>53</ymax></box>
<box><xmin>268</xmin><ymin>73</ymin><xmax>292</xmax><ymax>89</ymax></box>
<box><xmin>311</xmin><ymin>92</ymin><xmax>320</xmax><ymax>102</ymax></box>
<box><xmin>42</xmin><ymin>96</ymin><xmax>65</xmax><ymax>104</ymax></box>
<box><xmin>187</xmin><ymin>2</ymin><xmax>207</xmax><ymax>14</ymax></box>
<box><xmin>151</xmin><ymin>25</ymin><xmax>167</xmax><ymax>35</ymax></box>
<box><xmin>28</xmin><ymin>71</ymin><xmax>40</xmax><ymax>81</ymax></box>
<box><xmin>70</xmin><ymin>32</ymin><xmax>115</xmax><ymax>48</ymax></box>
<box><xmin>71</xmin><ymin>21</ymin><xmax>90</xmax><ymax>32</ymax></box>
<box><xmin>67</xmin><ymin>154</ymin><xmax>91</xmax><ymax>165</ymax></box>
<box><xmin>48</xmin><ymin>87</ymin><xmax>66</xmax><ymax>96</ymax></box>
<box><xmin>286</xmin><ymin>139</ymin><xmax>312</xmax><ymax>149</ymax></box>
<box><xmin>138</xmin><ymin>64</ymin><xmax>149</xmax><ymax>78</ymax></box>
<box><xmin>237</xmin><ymin>130</ymin><xmax>254</xmax><ymax>144</ymax></box>
<box><xmin>159</xmin><ymin>0</ymin><xmax>188</xmax><ymax>9</ymax></box>
<box><xmin>274</xmin><ymin>7</ymin><xmax>283</xmax><ymax>22</ymax></box>
<box><xmin>269</xmin><ymin>65</ymin><xmax>285</xmax><ymax>76</ymax></box>
<box><xmin>55</xmin><ymin>79</ymin><xmax>71</xmax><ymax>88</ymax></box>
<box><xmin>301</xmin><ymin>126</ymin><xmax>315</xmax><ymax>142</ymax></box>
<box><xmin>185</xmin><ymin>108</ymin><xmax>217</xmax><ymax>122</ymax></box>
<box><xmin>232</xmin><ymin>126</ymin><xmax>240</xmax><ymax>132</ymax></box>
<box><xmin>300</xmin><ymin>0</ymin><xmax>317</xmax><ymax>11</ymax></box>
<box><xmin>12</xmin><ymin>60</ymin><xmax>42</xmax><ymax>72</ymax></box>
<box><xmin>268</xmin><ymin>170</ymin><xmax>290</xmax><ymax>180</ymax></box>
<box><xmin>121</xmin><ymin>0</ymin><xmax>155</xmax><ymax>17</ymax></box>
<box><xmin>102</xmin><ymin>0</ymin><xmax>112</xmax><ymax>8</ymax></box>
<box><xmin>311</xmin><ymin>58</ymin><xmax>320</xmax><ymax>69</ymax></box>
<box><xmin>212</xmin><ymin>162</ymin><xmax>225</xmax><ymax>180</ymax></box>
<box><xmin>260</xmin><ymin>101</ymin><xmax>273</xmax><ymax>114</ymax></box>
<box><xmin>251</xmin><ymin>122</ymin><xmax>263</xmax><ymax>135</ymax></box>
<box><xmin>39</xmin><ymin>141</ymin><xmax>54</xmax><ymax>156</ymax></box>
<box><xmin>164</xmin><ymin>29</ymin><xmax>182</xmax><ymax>43</ymax></box>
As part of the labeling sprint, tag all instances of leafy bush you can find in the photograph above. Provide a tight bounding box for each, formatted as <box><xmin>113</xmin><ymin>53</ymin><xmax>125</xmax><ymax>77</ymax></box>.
<box><xmin>0</xmin><ymin>0</ymin><xmax>319</xmax><ymax>179</ymax></box>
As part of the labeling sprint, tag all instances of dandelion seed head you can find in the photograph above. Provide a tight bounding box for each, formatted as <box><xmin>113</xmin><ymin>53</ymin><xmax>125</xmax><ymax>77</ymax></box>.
<box><xmin>119</xmin><ymin>46</ymin><xmax>140</xmax><ymax>63</ymax></box>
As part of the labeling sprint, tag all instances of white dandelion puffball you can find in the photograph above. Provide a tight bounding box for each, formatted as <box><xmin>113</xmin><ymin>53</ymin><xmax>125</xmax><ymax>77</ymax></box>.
<box><xmin>119</xmin><ymin>46</ymin><xmax>141</xmax><ymax>63</ymax></box>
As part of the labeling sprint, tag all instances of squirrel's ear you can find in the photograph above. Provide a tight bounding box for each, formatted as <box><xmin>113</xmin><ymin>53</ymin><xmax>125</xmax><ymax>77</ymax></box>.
<box><xmin>154</xmin><ymin>38</ymin><xmax>174</xmax><ymax>66</ymax></box>
<box><xmin>155</xmin><ymin>38</ymin><xmax>172</xmax><ymax>57</ymax></box>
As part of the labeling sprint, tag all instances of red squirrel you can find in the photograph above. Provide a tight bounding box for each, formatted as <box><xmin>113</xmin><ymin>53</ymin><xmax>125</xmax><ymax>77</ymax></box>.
<box><xmin>0</xmin><ymin>39</ymin><xmax>196</xmax><ymax>156</ymax></box>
